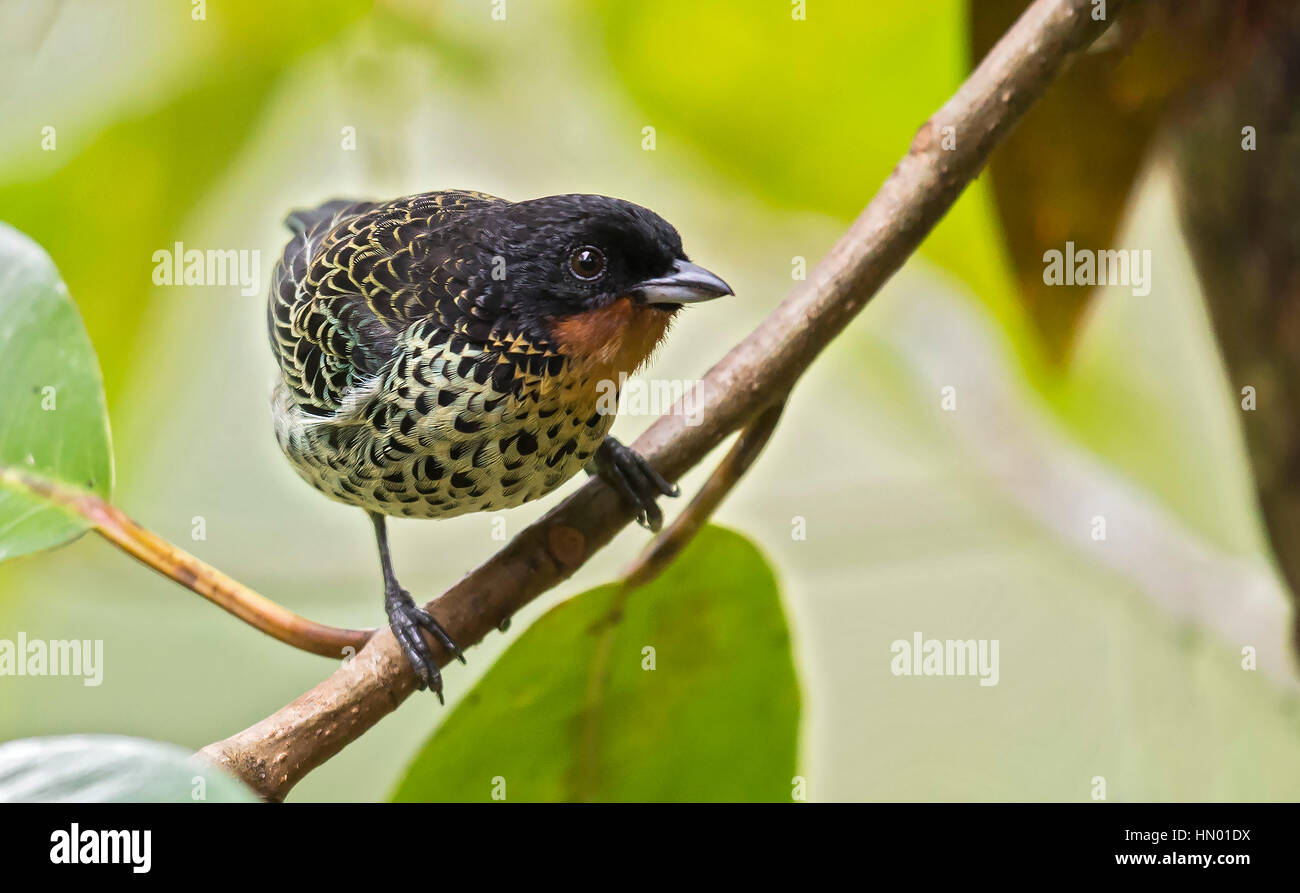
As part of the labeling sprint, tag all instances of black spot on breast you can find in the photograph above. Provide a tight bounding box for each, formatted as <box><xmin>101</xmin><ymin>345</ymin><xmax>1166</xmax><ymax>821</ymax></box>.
<box><xmin>437</xmin><ymin>388</ymin><xmax>459</xmax><ymax>407</ymax></box>
<box><xmin>450</xmin><ymin>471</ymin><xmax>475</xmax><ymax>489</ymax></box>
<box><xmin>457</xmin><ymin>356</ymin><xmax>476</xmax><ymax>379</ymax></box>
<box><xmin>456</xmin><ymin>416</ymin><xmax>482</xmax><ymax>434</ymax></box>
<box><xmin>516</xmin><ymin>431</ymin><xmax>538</xmax><ymax>455</ymax></box>
<box><xmin>415</xmin><ymin>392</ymin><xmax>434</xmax><ymax>415</ymax></box>
<box><xmin>546</xmin><ymin>437</ymin><xmax>578</xmax><ymax>467</ymax></box>
<box><xmin>491</xmin><ymin>363</ymin><xmax>514</xmax><ymax>394</ymax></box>
<box><xmin>415</xmin><ymin>456</ymin><xmax>444</xmax><ymax>481</ymax></box>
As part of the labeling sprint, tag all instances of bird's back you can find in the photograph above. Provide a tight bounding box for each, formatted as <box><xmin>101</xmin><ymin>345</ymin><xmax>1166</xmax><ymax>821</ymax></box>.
<box><xmin>267</xmin><ymin>190</ymin><xmax>506</xmax><ymax>417</ymax></box>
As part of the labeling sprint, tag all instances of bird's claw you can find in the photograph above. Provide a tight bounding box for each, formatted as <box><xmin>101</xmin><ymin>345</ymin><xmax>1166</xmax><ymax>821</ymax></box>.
<box><xmin>385</xmin><ymin>587</ymin><xmax>465</xmax><ymax>704</ymax></box>
<box><xmin>592</xmin><ymin>438</ymin><xmax>678</xmax><ymax>532</ymax></box>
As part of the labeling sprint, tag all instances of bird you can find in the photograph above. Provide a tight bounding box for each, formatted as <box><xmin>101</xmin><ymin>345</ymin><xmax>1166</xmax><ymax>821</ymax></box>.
<box><xmin>266</xmin><ymin>189</ymin><xmax>733</xmax><ymax>701</ymax></box>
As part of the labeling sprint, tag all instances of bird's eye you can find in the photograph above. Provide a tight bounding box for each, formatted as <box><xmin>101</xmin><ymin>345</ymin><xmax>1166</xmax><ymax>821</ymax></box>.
<box><xmin>567</xmin><ymin>245</ymin><xmax>606</xmax><ymax>281</ymax></box>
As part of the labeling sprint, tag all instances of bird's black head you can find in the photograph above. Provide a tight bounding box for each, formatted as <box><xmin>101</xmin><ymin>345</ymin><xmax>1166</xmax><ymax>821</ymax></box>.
<box><xmin>478</xmin><ymin>194</ymin><xmax>732</xmax><ymax>352</ymax></box>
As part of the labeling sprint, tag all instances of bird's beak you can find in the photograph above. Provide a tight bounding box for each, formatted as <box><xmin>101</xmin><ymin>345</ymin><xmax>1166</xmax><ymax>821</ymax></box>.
<box><xmin>633</xmin><ymin>259</ymin><xmax>734</xmax><ymax>307</ymax></box>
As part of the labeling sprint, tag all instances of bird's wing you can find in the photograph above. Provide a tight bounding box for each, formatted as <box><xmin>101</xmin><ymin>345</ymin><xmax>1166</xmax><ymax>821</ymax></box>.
<box><xmin>268</xmin><ymin>189</ymin><xmax>508</xmax><ymax>415</ymax></box>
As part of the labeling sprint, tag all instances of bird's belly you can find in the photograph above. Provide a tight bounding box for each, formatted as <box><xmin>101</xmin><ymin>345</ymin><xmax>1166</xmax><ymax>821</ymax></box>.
<box><xmin>275</xmin><ymin>377</ymin><xmax>616</xmax><ymax>520</ymax></box>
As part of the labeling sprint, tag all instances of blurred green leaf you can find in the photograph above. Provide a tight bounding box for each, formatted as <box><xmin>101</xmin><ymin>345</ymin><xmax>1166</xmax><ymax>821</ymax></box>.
<box><xmin>0</xmin><ymin>0</ymin><xmax>369</xmax><ymax>409</ymax></box>
<box><xmin>0</xmin><ymin>735</ymin><xmax>258</xmax><ymax>802</ymax></box>
<box><xmin>392</xmin><ymin>526</ymin><xmax>799</xmax><ymax>802</ymax></box>
<box><xmin>0</xmin><ymin>75</ymin><xmax>280</xmax><ymax>409</ymax></box>
<box><xmin>593</xmin><ymin>0</ymin><xmax>1033</xmax><ymax>376</ymax></box>
<box><xmin>595</xmin><ymin>0</ymin><xmax>960</xmax><ymax>221</ymax></box>
<box><xmin>0</xmin><ymin>222</ymin><xmax>111</xmax><ymax>563</ymax></box>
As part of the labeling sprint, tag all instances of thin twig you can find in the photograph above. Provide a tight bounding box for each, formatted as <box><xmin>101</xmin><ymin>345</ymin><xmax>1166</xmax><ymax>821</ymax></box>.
<box><xmin>622</xmin><ymin>398</ymin><xmax>787</xmax><ymax>588</ymax></box>
<box><xmin>0</xmin><ymin>466</ymin><xmax>374</xmax><ymax>658</ymax></box>
<box><xmin>200</xmin><ymin>0</ymin><xmax>1137</xmax><ymax>800</ymax></box>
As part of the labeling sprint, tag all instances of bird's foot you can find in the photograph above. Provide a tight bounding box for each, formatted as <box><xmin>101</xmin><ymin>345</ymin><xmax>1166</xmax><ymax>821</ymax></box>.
<box><xmin>384</xmin><ymin>586</ymin><xmax>465</xmax><ymax>704</ymax></box>
<box><xmin>590</xmin><ymin>437</ymin><xmax>679</xmax><ymax>532</ymax></box>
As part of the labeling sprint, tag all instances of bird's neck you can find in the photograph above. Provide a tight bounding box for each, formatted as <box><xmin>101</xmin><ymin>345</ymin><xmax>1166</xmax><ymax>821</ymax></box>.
<box><xmin>548</xmin><ymin>297</ymin><xmax>675</xmax><ymax>384</ymax></box>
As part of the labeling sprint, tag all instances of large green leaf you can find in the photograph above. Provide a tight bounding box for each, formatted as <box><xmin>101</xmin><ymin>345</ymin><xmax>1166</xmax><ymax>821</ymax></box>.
<box><xmin>392</xmin><ymin>526</ymin><xmax>800</xmax><ymax>803</ymax></box>
<box><xmin>0</xmin><ymin>222</ymin><xmax>112</xmax><ymax>562</ymax></box>
<box><xmin>0</xmin><ymin>735</ymin><xmax>258</xmax><ymax>802</ymax></box>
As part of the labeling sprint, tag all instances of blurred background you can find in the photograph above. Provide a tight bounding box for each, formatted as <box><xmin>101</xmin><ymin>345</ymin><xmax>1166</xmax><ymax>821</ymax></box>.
<box><xmin>1</xmin><ymin>0</ymin><xmax>1298</xmax><ymax>801</ymax></box>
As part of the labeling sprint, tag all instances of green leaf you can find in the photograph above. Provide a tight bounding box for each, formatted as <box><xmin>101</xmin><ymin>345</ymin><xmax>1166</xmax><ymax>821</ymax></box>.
<box><xmin>0</xmin><ymin>222</ymin><xmax>112</xmax><ymax>562</ymax></box>
<box><xmin>392</xmin><ymin>526</ymin><xmax>800</xmax><ymax>802</ymax></box>
<box><xmin>0</xmin><ymin>735</ymin><xmax>259</xmax><ymax>803</ymax></box>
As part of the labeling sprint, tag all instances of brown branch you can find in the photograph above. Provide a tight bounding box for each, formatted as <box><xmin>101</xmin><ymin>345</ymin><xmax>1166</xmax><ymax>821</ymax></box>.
<box><xmin>199</xmin><ymin>0</ymin><xmax>1136</xmax><ymax>800</ymax></box>
<box><xmin>0</xmin><ymin>466</ymin><xmax>374</xmax><ymax>658</ymax></box>
<box><xmin>622</xmin><ymin>398</ymin><xmax>787</xmax><ymax>588</ymax></box>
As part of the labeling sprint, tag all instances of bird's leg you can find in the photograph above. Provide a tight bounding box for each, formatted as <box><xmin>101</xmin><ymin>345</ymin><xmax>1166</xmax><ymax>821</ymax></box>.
<box><xmin>587</xmin><ymin>436</ymin><xmax>680</xmax><ymax>532</ymax></box>
<box><xmin>370</xmin><ymin>512</ymin><xmax>465</xmax><ymax>704</ymax></box>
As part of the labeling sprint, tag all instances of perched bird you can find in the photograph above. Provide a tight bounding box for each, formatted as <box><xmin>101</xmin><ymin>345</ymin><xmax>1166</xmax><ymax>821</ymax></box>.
<box><xmin>266</xmin><ymin>190</ymin><xmax>732</xmax><ymax>700</ymax></box>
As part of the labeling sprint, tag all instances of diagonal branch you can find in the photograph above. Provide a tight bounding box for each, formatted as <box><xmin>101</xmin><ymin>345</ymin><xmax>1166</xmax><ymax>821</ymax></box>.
<box><xmin>200</xmin><ymin>0</ymin><xmax>1137</xmax><ymax>800</ymax></box>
